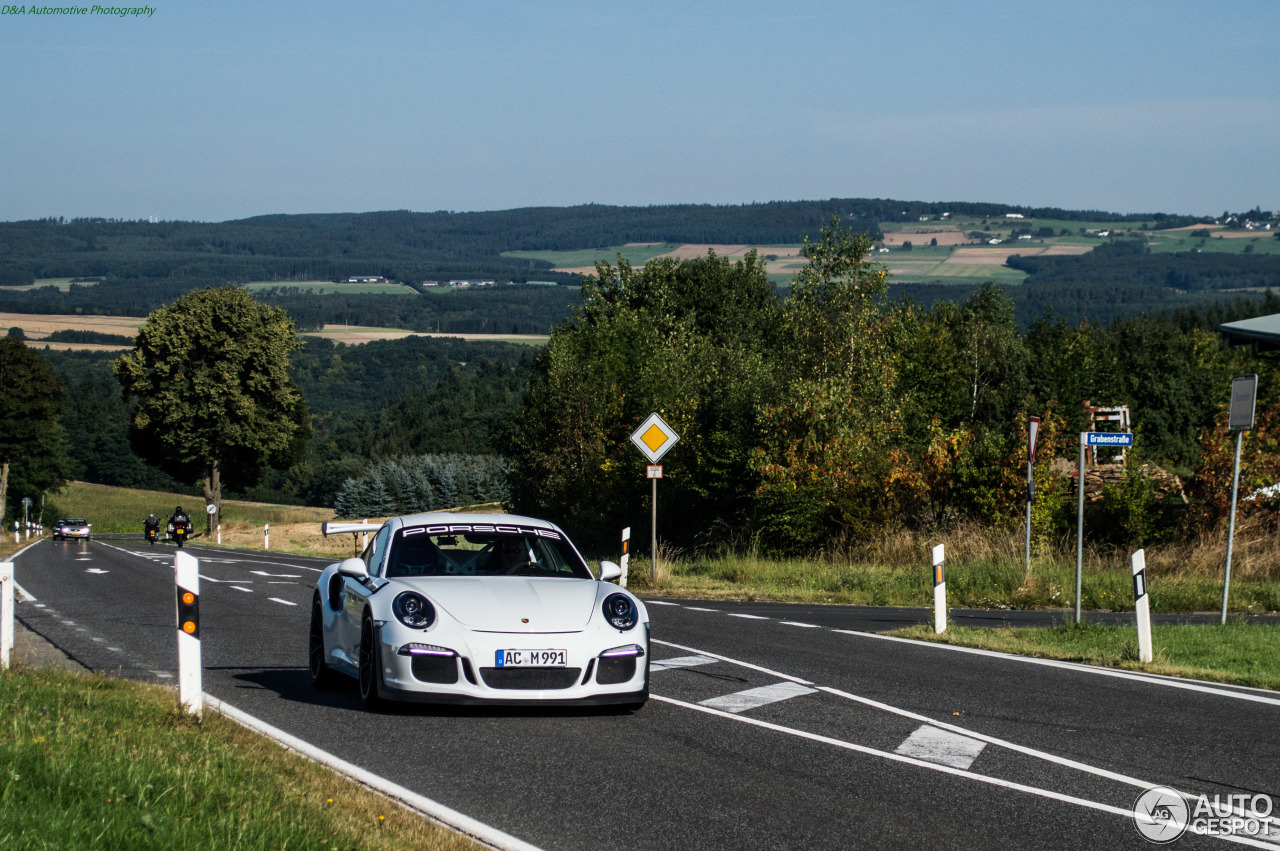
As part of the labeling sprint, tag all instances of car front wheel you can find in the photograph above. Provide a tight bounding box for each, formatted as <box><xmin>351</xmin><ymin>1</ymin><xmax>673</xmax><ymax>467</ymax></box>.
<box><xmin>358</xmin><ymin>613</ymin><xmax>382</xmax><ymax>709</ymax></box>
<box><xmin>308</xmin><ymin>597</ymin><xmax>340</xmax><ymax>690</ymax></box>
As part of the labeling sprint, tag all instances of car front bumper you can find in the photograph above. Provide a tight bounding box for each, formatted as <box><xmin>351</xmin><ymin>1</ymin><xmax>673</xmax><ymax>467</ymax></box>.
<box><xmin>374</xmin><ymin>621</ymin><xmax>650</xmax><ymax>705</ymax></box>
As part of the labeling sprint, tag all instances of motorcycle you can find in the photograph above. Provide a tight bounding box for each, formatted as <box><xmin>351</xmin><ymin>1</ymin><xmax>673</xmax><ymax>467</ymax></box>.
<box><xmin>145</xmin><ymin>526</ymin><xmax>158</xmax><ymax>546</ymax></box>
<box><xmin>169</xmin><ymin>518</ymin><xmax>191</xmax><ymax>548</ymax></box>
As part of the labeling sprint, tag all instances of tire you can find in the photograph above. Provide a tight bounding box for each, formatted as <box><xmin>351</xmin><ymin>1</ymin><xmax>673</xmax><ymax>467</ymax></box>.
<box><xmin>308</xmin><ymin>597</ymin><xmax>340</xmax><ymax>689</ymax></box>
<box><xmin>358</xmin><ymin>614</ymin><xmax>383</xmax><ymax>709</ymax></box>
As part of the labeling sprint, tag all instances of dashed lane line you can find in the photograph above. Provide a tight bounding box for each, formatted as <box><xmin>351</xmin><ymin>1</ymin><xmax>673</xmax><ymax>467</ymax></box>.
<box><xmin>683</xmin><ymin>607</ymin><xmax>718</xmax><ymax>612</ymax></box>
<box><xmin>779</xmin><ymin>621</ymin><xmax>819</xmax><ymax>628</ymax></box>
<box><xmin>650</xmin><ymin>655</ymin><xmax>718</xmax><ymax>672</ymax></box>
<box><xmin>699</xmin><ymin>681</ymin><xmax>818</xmax><ymax>714</ymax></box>
<box><xmin>268</xmin><ymin>597</ymin><xmax>298</xmax><ymax>607</ymax></box>
<box><xmin>728</xmin><ymin>613</ymin><xmax>768</xmax><ymax>620</ymax></box>
<box><xmin>231</xmin><ymin>586</ymin><xmax>253</xmax><ymax>593</ymax></box>
<box><xmin>653</xmin><ymin>639</ymin><xmax>814</xmax><ymax>686</ymax></box>
<box><xmin>895</xmin><ymin>725</ymin><xmax>987</xmax><ymax>770</ymax></box>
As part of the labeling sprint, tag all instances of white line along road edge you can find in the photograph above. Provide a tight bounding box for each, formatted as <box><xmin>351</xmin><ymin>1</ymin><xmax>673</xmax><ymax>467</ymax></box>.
<box><xmin>202</xmin><ymin>694</ymin><xmax>543</xmax><ymax>851</ymax></box>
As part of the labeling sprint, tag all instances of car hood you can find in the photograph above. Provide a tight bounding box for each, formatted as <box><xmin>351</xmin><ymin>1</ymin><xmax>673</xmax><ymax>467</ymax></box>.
<box><xmin>411</xmin><ymin>577</ymin><xmax>601</xmax><ymax>632</ymax></box>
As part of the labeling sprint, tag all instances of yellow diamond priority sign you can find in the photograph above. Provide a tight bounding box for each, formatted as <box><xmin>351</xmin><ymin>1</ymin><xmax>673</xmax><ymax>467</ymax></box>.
<box><xmin>630</xmin><ymin>412</ymin><xmax>680</xmax><ymax>463</ymax></box>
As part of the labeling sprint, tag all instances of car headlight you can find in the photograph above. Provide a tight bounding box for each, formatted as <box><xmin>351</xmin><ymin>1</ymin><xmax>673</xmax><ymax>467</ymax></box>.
<box><xmin>392</xmin><ymin>591</ymin><xmax>435</xmax><ymax>629</ymax></box>
<box><xmin>602</xmin><ymin>592</ymin><xmax>638</xmax><ymax>631</ymax></box>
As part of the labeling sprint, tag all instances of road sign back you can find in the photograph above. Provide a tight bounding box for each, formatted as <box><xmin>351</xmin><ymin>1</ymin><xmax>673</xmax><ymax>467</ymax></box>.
<box><xmin>630</xmin><ymin>413</ymin><xmax>680</xmax><ymax>463</ymax></box>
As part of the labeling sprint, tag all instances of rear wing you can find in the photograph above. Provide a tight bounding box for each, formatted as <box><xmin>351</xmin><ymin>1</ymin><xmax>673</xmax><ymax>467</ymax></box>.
<box><xmin>322</xmin><ymin>521</ymin><xmax>382</xmax><ymax>538</ymax></box>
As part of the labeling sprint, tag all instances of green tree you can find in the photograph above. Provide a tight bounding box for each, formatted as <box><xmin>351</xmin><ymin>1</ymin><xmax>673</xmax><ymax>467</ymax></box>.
<box><xmin>506</xmin><ymin>251</ymin><xmax>780</xmax><ymax>548</ymax></box>
<box><xmin>0</xmin><ymin>339</ymin><xmax>72</xmax><ymax>524</ymax></box>
<box><xmin>752</xmin><ymin>220</ymin><xmax>901</xmax><ymax>547</ymax></box>
<box><xmin>113</xmin><ymin>286</ymin><xmax>310</xmax><ymax>525</ymax></box>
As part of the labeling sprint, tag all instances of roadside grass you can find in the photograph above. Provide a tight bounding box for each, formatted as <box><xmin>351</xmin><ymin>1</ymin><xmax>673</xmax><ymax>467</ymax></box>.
<box><xmin>623</xmin><ymin>551</ymin><xmax>1280</xmax><ymax>614</ymax></box>
<box><xmin>890</xmin><ymin>620</ymin><xmax>1280</xmax><ymax>690</ymax></box>
<box><xmin>0</xmin><ymin>665</ymin><xmax>479</xmax><ymax>850</ymax></box>
<box><xmin>50</xmin><ymin>482</ymin><xmax>333</xmax><ymax>535</ymax></box>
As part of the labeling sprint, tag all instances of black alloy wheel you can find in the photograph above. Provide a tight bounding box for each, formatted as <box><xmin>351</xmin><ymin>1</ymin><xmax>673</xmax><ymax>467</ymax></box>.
<box><xmin>358</xmin><ymin>614</ymin><xmax>382</xmax><ymax>709</ymax></box>
<box><xmin>308</xmin><ymin>597</ymin><xmax>339</xmax><ymax>689</ymax></box>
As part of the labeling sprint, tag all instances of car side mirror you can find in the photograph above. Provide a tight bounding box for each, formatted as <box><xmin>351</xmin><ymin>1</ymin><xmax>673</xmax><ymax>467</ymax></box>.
<box><xmin>599</xmin><ymin>560</ymin><xmax>622</xmax><ymax>582</ymax></box>
<box><xmin>338</xmin><ymin>557</ymin><xmax>369</xmax><ymax>581</ymax></box>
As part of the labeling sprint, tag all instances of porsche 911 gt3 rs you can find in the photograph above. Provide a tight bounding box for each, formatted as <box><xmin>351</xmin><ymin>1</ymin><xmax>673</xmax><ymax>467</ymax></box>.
<box><xmin>310</xmin><ymin>512</ymin><xmax>649</xmax><ymax>708</ymax></box>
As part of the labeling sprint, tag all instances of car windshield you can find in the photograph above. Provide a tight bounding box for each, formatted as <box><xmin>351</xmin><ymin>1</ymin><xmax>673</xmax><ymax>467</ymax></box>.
<box><xmin>65</xmin><ymin>519</ymin><xmax>87</xmax><ymax>525</ymax></box>
<box><xmin>386</xmin><ymin>523</ymin><xmax>592</xmax><ymax>579</ymax></box>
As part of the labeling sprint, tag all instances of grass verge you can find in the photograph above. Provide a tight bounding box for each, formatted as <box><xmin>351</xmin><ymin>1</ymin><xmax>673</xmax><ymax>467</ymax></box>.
<box><xmin>622</xmin><ymin>551</ymin><xmax>1280</xmax><ymax>615</ymax></box>
<box><xmin>0</xmin><ymin>665</ymin><xmax>479</xmax><ymax>850</ymax></box>
<box><xmin>889</xmin><ymin>620</ymin><xmax>1280</xmax><ymax>690</ymax></box>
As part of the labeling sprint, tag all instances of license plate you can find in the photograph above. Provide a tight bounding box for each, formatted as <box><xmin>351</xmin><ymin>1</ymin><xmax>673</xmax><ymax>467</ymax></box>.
<box><xmin>495</xmin><ymin>649</ymin><xmax>567</xmax><ymax>667</ymax></box>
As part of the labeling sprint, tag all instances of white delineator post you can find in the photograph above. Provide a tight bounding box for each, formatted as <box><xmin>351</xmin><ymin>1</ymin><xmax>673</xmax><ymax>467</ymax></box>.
<box><xmin>1131</xmin><ymin>549</ymin><xmax>1153</xmax><ymax>664</ymax></box>
<box><xmin>620</xmin><ymin>527</ymin><xmax>630</xmax><ymax>589</ymax></box>
<box><xmin>0</xmin><ymin>561</ymin><xmax>14</xmax><ymax>670</ymax></box>
<box><xmin>932</xmin><ymin>544</ymin><xmax>946</xmax><ymax>634</ymax></box>
<box><xmin>264</xmin><ymin>523</ymin><xmax>270</xmax><ymax>550</ymax></box>
<box><xmin>216</xmin><ymin>524</ymin><xmax>221</xmax><ymax>545</ymax></box>
<box><xmin>174</xmin><ymin>551</ymin><xmax>202</xmax><ymax>717</ymax></box>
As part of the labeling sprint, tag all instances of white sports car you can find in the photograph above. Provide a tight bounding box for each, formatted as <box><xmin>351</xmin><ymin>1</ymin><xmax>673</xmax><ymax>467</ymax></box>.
<box><xmin>311</xmin><ymin>512</ymin><xmax>649</xmax><ymax>708</ymax></box>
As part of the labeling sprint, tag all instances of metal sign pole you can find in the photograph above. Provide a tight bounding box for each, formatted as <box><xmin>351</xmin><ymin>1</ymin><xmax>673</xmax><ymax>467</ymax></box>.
<box><xmin>1221</xmin><ymin>429</ymin><xmax>1244</xmax><ymax>624</ymax></box>
<box><xmin>1076</xmin><ymin>432</ymin><xmax>1086</xmax><ymax>625</ymax></box>
<box><xmin>651</xmin><ymin>478</ymin><xmax>657</xmax><ymax>583</ymax></box>
<box><xmin>1221</xmin><ymin>374</ymin><xmax>1257</xmax><ymax>625</ymax></box>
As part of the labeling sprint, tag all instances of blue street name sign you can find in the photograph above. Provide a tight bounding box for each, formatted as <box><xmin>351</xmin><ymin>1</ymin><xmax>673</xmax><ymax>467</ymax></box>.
<box><xmin>1084</xmin><ymin>432</ymin><xmax>1133</xmax><ymax>447</ymax></box>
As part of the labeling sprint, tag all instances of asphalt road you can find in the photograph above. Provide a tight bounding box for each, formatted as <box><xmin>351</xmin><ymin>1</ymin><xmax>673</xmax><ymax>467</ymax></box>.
<box><xmin>12</xmin><ymin>537</ymin><xmax>1280</xmax><ymax>850</ymax></box>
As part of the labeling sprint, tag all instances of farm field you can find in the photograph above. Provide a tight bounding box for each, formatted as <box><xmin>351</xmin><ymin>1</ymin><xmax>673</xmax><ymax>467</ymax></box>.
<box><xmin>303</xmin><ymin>323</ymin><xmax>548</xmax><ymax>346</ymax></box>
<box><xmin>0</xmin><ymin>312</ymin><xmax>142</xmax><ymax>341</ymax></box>
<box><xmin>242</xmin><ymin>280</ymin><xmax>418</xmax><ymax>294</ymax></box>
<box><xmin>502</xmin><ymin>242</ymin><xmax>681</xmax><ymax>272</ymax></box>
<box><xmin>0</xmin><ymin>278</ymin><xmax>101</xmax><ymax>292</ymax></box>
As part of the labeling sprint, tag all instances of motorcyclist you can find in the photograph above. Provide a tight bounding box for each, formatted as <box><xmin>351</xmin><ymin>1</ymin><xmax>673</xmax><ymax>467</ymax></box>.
<box><xmin>144</xmin><ymin>513</ymin><xmax>160</xmax><ymax>546</ymax></box>
<box><xmin>169</xmin><ymin>506</ymin><xmax>191</xmax><ymax>547</ymax></box>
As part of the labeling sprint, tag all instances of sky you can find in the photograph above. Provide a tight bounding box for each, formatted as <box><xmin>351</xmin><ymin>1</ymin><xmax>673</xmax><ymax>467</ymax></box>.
<box><xmin>1</xmin><ymin>0</ymin><xmax>1276</xmax><ymax>222</ymax></box>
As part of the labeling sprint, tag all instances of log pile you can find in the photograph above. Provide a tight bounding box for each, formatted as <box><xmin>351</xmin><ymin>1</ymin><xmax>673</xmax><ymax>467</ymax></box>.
<box><xmin>1064</xmin><ymin>462</ymin><xmax>1187</xmax><ymax>503</ymax></box>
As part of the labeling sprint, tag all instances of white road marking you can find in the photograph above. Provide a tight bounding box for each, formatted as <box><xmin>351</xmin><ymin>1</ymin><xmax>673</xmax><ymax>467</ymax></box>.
<box><xmin>91</xmin><ymin>636</ymin><xmax>106</xmax><ymax>643</ymax></box>
<box><xmin>231</xmin><ymin>586</ymin><xmax>253</xmax><ymax>593</ymax></box>
<box><xmin>151</xmin><ymin>671</ymin><xmax>173</xmax><ymax>679</ymax></box>
<box><xmin>60</xmin><ymin>620</ymin><xmax>76</xmax><ymax>626</ymax></box>
<box><xmin>699</xmin><ymin>682</ymin><xmax>817</xmax><ymax>713</ymax></box>
<box><xmin>652</xmin><ymin>637</ymin><xmax>1280</xmax><ymax>839</ymax></box>
<box><xmin>252</xmin><ymin>570</ymin><xmax>301</xmax><ymax>579</ymax></box>
<box><xmin>33</xmin><ymin>603</ymin><xmax>45</xmax><ymax>608</ymax></box>
<box><xmin>653</xmin><ymin>639</ymin><xmax>815</xmax><ymax>686</ymax></box>
<box><xmin>85</xmin><ymin>568</ymin><xmax>108</xmax><ymax>574</ymax></box>
<box><xmin>684</xmin><ymin>607</ymin><xmax>718</xmax><ymax>612</ymax></box>
<box><xmin>728</xmin><ymin>613</ymin><xmax>768</xmax><ymax>620</ymax></box>
<box><xmin>644</xmin><ymin>600</ymin><xmax>680</xmax><ymax>606</ymax></box>
<box><xmin>655</xmin><ymin>694</ymin><xmax>1277</xmax><ymax>849</ymax></box>
<box><xmin>203</xmin><ymin>695</ymin><xmax>545</xmax><ymax>851</ymax></box>
<box><xmin>895</xmin><ymin>725</ymin><xmax>987</xmax><ymax>769</ymax></box>
<box><xmin>107</xmin><ymin>647</ymin><xmax>121</xmax><ymax>652</ymax></box>
<box><xmin>832</xmin><ymin>629</ymin><xmax>1280</xmax><ymax>707</ymax></box>
<box><xmin>779</xmin><ymin>621</ymin><xmax>819</xmax><ymax>628</ymax></box>
<box><xmin>268</xmin><ymin>581</ymin><xmax>294</xmax><ymax>584</ymax></box>
<box><xmin>650</xmin><ymin>655</ymin><xmax>718</xmax><ymax>671</ymax></box>
<box><xmin>268</xmin><ymin>597</ymin><xmax>298</xmax><ymax>606</ymax></box>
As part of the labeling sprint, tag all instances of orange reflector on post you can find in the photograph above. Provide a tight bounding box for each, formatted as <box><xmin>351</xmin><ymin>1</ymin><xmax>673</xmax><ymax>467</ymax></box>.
<box><xmin>182</xmin><ymin>621</ymin><xmax>196</xmax><ymax>634</ymax></box>
<box><xmin>182</xmin><ymin>591</ymin><xmax>195</xmax><ymax>605</ymax></box>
